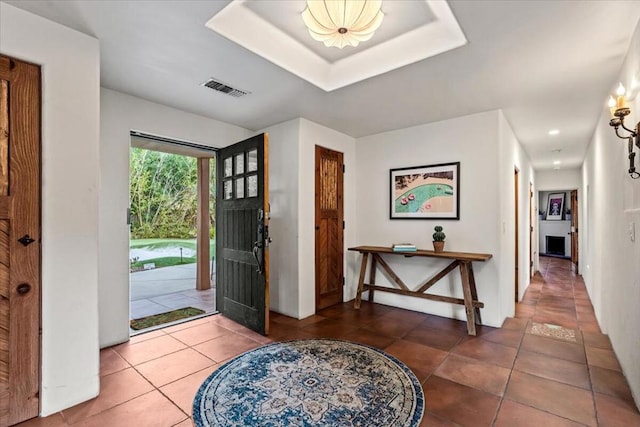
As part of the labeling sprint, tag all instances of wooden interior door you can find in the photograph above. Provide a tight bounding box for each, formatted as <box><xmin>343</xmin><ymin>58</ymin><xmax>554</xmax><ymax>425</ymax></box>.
<box><xmin>216</xmin><ymin>134</ymin><xmax>269</xmax><ymax>335</ymax></box>
<box><xmin>514</xmin><ymin>169</ymin><xmax>519</xmax><ymax>302</ymax></box>
<box><xmin>315</xmin><ymin>146</ymin><xmax>344</xmax><ymax>310</ymax></box>
<box><xmin>530</xmin><ymin>182</ymin><xmax>533</xmax><ymax>277</ymax></box>
<box><xmin>570</xmin><ymin>190</ymin><xmax>579</xmax><ymax>273</ymax></box>
<box><xmin>0</xmin><ymin>55</ymin><xmax>41</xmax><ymax>426</ymax></box>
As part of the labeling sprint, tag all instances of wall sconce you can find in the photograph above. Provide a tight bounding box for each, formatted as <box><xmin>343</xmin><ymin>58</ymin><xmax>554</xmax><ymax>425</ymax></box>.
<box><xmin>608</xmin><ymin>82</ymin><xmax>640</xmax><ymax>179</ymax></box>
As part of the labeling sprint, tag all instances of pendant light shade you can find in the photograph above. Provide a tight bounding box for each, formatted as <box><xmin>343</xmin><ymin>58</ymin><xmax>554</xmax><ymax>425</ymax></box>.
<box><xmin>302</xmin><ymin>0</ymin><xmax>384</xmax><ymax>49</ymax></box>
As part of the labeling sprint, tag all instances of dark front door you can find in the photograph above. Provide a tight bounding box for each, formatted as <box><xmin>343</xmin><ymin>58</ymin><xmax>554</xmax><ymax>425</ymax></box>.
<box><xmin>0</xmin><ymin>55</ymin><xmax>41</xmax><ymax>426</ymax></box>
<box><xmin>216</xmin><ymin>134</ymin><xmax>269</xmax><ymax>334</ymax></box>
<box><xmin>315</xmin><ymin>146</ymin><xmax>344</xmax><ymax>310</ymax></box>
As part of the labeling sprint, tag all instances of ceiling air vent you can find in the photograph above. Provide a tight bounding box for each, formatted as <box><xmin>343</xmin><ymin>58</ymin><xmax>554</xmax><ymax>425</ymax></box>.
<box><xmin>201</xmin><ymin>78</ymin><xmax>249</xmax><ymax>98</ymax></box>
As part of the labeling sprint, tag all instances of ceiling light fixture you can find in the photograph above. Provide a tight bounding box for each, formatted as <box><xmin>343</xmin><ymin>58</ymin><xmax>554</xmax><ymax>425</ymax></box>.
<box><xmin>553</xmin><ymin>160</ymin><xmax>561</xmax><ymax>165</ymax></box>
<box><xmin>548</xmin><ymin>129</ymin><xmax>560</xmax><ymax>136</ymax></box>
<box><xmin>301</xmin><ymin>0</ymin><xmax>385</xmax><ymax>49</ymax></box>
<box><xmin>608</xmin><ymin>82</ymin><xmax>640</xmax><ymax>179</ymax></box>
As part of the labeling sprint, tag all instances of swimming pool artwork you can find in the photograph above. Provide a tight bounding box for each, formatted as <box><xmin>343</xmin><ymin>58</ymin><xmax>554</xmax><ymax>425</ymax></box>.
<box><xmin>390</xmin><ymin>162</ymin><xmax>460</xmax><ymax>220</ymax></box>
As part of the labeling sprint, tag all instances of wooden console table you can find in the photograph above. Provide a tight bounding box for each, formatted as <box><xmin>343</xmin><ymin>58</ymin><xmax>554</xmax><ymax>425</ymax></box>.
<box><xmin>348</xmin><ymin>246</ymin><xmax>492</xmax><ymax>336</ymax></box>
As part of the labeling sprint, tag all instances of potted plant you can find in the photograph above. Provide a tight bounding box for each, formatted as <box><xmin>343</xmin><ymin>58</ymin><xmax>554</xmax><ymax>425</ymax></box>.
<box><xmin>432</xmin><ymin>225</ymin><xmax>446</xmax><ymax>252</ymax></box>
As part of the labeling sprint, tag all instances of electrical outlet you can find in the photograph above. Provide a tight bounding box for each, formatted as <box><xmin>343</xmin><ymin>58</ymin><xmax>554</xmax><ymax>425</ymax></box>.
<box><xmin>630</xmin><ymin>222</ymin><xmax>636</xmax><ymax>242</ymax></box>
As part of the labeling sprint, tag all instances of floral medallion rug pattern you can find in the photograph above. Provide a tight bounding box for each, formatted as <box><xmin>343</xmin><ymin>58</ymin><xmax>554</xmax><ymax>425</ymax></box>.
<box><xmin>193</xmin><ymin>339</ymin><xmax>424</xmax><ymax>427</ymax></box>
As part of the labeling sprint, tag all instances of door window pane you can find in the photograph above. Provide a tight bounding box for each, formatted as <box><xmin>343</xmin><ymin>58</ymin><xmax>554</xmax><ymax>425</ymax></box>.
<box><xmin>235</xmin><ymin>177</ymin><xmax>245</xmax><ymax>199</ymax></box>
<box><xmin>224</xmin><ymin>180</ymin><xmax>233</xmax><ymax>200</ymax></box>
<box><xmin>247</xmin><ymin>174</ymin><xmax>258</xmax><ymax>198</ymax></box>
<box><xmin>247</xmin><ymin>149</ymin><xmax>258</xmax><ymax>172</ymax></box>
<box><xmin>224</xmin><ymin>157</ymin><xmax>233</xmax><ymax>178</ymax></box>
<box><xmin>235</xmin><ymin>153</ymin><xmax>244</xmax><ymax>175</ymax></box>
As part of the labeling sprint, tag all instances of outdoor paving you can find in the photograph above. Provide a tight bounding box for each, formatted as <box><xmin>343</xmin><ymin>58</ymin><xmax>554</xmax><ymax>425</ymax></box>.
<box><xmin>130</xmin><ymin>263</ymin><xmax>216</xmax><ymax>320</ymax></box>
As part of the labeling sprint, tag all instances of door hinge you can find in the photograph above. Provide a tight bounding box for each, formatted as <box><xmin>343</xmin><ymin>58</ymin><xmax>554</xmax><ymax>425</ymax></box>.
<box><xmin>343</xmin><ymin>221</ymin><xmax>345</xmax><ymax>230</ymax></box>
<box><xmin>530</xmin><ymin>226</ymin><xmax>533</xmax><ymax>232</ymax></box>
<box><xmin>342</xmin><ymin>276</ymin><xmax>345</xmax><ymax>286</ymax></box>
<box><xmin>342</xmin><ymin>164</ymin><xmax>345</xmax><ymax>173</ymax></box>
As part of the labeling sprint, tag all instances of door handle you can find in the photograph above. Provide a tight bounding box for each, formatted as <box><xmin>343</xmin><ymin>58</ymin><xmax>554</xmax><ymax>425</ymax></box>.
<box><xmin>254</xmin><ymin>208</ymin><xmax>265</xmax><ymax>274</ymax></box>
<box><xmin>253</xmin><ymin>241</ymin><xmax>263</xmax><ymax>274</ymax></box>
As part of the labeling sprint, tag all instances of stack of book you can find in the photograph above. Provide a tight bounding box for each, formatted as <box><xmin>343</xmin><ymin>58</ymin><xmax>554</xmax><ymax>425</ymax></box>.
<box><xmin>392</xmin><ymin>243</ymin><xmax>417</xmax><ymax>252</ymax></box>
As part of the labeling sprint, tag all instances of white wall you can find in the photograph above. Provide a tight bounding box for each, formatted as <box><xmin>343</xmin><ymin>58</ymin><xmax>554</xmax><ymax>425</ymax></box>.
<box><xmin>260</xmin><ymin>119</ymin><xmax>301</xmax><ymax>317</ymax></box>
<box><xmin>259</xmin><ymin>118</ymin><xmax>356</xmax><ymax>319</ymax></box>
<box><xmin>354</xmin><ymin>111</ymin><xmax>507</xmax><ymax>326</ymax></box>
<box><xmin>298</xmin><ymin>119</ymin><xmax>356</xmax><ymax>318</ymax></box>
<box><xmin>582</xmin><ymin>18</ymin><xmax>640</xmax><ymax>406</ymax></box>
<box><xmin>498</xmin><ymin>111</ymin><xmax>535</xmax><ymax>305</ymax></box>
<box><xmin>536</xmin><ymin>168</ymin><xmax>581</xmax><ymax>191</ymax></box>
<box><xmin>0</xmin><ymin>3</ymin><xmax>100</xmax><ymax>415</ymax></box>
<box><xmin>100</xmin><ymin>88</ymin><xmax>250</xmax><ymax>347</ymax></box>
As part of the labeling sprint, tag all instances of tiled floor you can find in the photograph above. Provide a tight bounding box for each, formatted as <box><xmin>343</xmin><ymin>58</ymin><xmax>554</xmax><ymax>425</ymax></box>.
<box><xmin>18</xmin><ymin>257</ymin><xmax>640</xmax><ymax>426</ymax></box>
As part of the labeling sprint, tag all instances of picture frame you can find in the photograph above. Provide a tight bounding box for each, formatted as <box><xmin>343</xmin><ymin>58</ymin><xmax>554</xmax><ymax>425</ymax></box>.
<box><xmin>545</xmin><ymin>192</ymin><xmax>565</xmax><ymax>220</ymax></box>
<box><xmin>390</xmin><ymin>162</ymin><xmax>460</xmax><ymax>220</ymax></box>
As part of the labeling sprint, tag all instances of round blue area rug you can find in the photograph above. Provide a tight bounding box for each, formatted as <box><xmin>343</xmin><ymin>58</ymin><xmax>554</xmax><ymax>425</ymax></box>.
<box><xmin>193</xmin><ymin>339</ymin><xmax>424</xmax><ymax>427</ymax></box>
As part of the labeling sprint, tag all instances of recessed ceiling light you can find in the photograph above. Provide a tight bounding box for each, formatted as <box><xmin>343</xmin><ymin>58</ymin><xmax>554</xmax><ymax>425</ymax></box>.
<box><xmin>553</xmin><ymin>160</ymin><xmax>561</xmax><ymax>165</ymax></box>
<box><xmin>548</xmin><ymin>129</ymin><xmax>560</xmax><ymax>135</ymax></box>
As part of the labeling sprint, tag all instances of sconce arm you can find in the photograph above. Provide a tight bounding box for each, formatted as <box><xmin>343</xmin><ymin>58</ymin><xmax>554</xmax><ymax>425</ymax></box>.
<box><xmin>618</xmin><ymin>116</ymin><xmax>638</xmax><ymax>136</ymax></box>
<box><xmin>614</xmin><ymin>125</ymin><xmax>629</xmax><ymax>140</ymax></box>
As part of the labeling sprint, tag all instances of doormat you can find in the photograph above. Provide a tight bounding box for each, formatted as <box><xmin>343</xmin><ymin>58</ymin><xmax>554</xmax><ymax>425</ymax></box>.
<box><xmin>529</xmin><ymin>322</ymin><xmax>577</xmax><ymax>342</ymax></box>
<box><xmin>130</xmin><ymin>307</ymin><xmax>205</xmax><ymax>330</ymax></box>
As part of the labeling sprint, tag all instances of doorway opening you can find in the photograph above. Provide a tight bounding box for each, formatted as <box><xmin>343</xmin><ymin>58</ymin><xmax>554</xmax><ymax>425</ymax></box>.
<box><xmin>538</xmin><ymin>189</ymin><xmax>578</xmax><ymax>272</ymax></box>
<box><xmin>129</xmin><ymin>133</ymin><xmax>217</xmax><ymax>333</ymax></box>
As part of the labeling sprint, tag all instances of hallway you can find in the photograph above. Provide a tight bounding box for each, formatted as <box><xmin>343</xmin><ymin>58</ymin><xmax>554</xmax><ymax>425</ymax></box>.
<box><xmin>17</xmin><ymin>258</ymin><xmax>640</xmax><ymax>426</ymax></box>
<box><xmin>506</xmin><ymin>256</ymin><xmax>640</xmax><ymax>425</ymax></box>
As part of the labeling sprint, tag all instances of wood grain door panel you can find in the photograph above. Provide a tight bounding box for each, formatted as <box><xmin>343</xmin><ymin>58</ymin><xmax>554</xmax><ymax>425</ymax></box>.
<box><xmin>315</xmin><ymin>146</ymin><xmax>344</xmax><ymax>310</ymax></box>
<box><xmin>0</xmin><ymin>55</ymin><xmax>41</xmax><ymax>427</ymax></box>
<box><xmin>571</xmin><ymin>190</ymin><xmax>579</xmax><ymax>273</ymax></box>
<box><xmin>514</xmin><ymin>169</ymin><xmax>519</xmax><ymax>302</ymax></box>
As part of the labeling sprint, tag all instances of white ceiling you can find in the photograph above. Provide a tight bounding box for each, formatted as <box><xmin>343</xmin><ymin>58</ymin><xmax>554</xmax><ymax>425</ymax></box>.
<box><xmin>7</xmin><ymin>0</ymin><xmax>640</xmax><ymax>170</ymax></box>
<box><xmin>205</xmin><ymin>0</ymin><xmax>466</xmax><ymax>91</ymax></box>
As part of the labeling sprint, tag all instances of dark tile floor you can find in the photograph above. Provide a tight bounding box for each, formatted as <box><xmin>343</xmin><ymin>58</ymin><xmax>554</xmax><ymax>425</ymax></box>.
<box><xmin>17</xmin><ymin>256</ymin><xmax>640</xmax><ymax>426</ymax></box>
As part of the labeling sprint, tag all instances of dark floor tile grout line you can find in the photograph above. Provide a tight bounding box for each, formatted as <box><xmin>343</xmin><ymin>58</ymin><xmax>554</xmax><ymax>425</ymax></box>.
<box><xmin>98</xmin><ymin>325</ymin><xmax>247</xmax><ymax>426</ymax></box>
<box><xmin>490</xmin><ymin>322</ymin><xmax>526</xmax><ymax>426</ymax></box>
<box><xmin>67</xmin><ymin>352</ymin><xmax>154</xmax><ymax>426</ymax></box>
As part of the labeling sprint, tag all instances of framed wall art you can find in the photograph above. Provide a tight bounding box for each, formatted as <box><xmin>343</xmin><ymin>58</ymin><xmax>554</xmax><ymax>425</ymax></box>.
<box><xmin>390</xmin><ymin>162</ymin><xmax>460</xmax><ymax>220</ymax></box>
<box><xmin>545</xmin><ymin>192</ymin><xmax>565</xmax><ymax>220</ymax></box>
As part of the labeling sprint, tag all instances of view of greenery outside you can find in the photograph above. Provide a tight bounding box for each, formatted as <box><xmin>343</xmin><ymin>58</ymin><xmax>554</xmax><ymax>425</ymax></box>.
<box><xmin>129</xmin><ymin>238</ymin><xmax>216</xmax><ymax>269</ymax></box>
<box><xmin>129</xmin><ymin>147</ymin><xmax>216</xmax><ymax>270</ymax></box>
